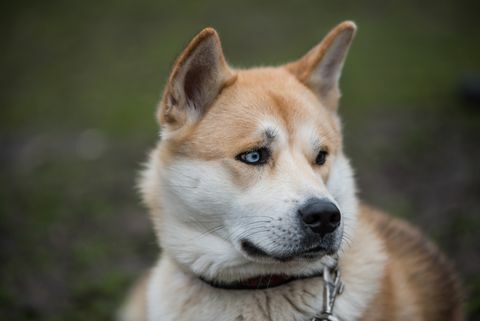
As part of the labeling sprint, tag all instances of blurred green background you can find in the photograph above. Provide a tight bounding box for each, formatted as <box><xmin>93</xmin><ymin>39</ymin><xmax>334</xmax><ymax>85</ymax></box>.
<box><xmin>1</xmin><ymin>0</ymin><xmax>479</xmax><ymax>320</ymax></box>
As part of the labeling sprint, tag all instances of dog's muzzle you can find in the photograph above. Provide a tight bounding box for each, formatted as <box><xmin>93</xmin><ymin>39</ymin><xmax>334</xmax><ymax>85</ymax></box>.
<box><xmin>239</xmin><ymin>198</ymin><xmax>343</xmax><ymax>261</ymax></box>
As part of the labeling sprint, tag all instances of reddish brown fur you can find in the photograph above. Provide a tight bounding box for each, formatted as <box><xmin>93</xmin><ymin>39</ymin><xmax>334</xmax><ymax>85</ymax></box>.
<box><xmin>287</xmin><ymin>22</ymin><xmax>355</xmax><ymax>83</ymax></box>
<box><xmin>159</xmin><ymin>27</ymin><xmax>235</xmax><ymax>128</ymax></box>
<box><xmin>359</xmin><ymin>204</ymin><xmax>464</xmax><ymax>321</ymax></box>
<box><xmin>286</xmin><ymin>21</ymin><xmax>356</xmax><ymax>109</ymax></box>
<box><xmin>160</xmin><ymin>67</ymin><xmax>340</xmax><ymax>188</ymax></box>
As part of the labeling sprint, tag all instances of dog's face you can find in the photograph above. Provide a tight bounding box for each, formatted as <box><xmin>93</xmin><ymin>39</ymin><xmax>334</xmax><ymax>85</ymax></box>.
<box><xmin>141</xmin><ymin>22</ymin><xmax>358</xmax><ymax>282</ymax></box>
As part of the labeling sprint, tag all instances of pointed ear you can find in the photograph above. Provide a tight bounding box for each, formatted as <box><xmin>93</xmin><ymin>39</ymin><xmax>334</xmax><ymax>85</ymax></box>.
<box><xmin>158</xmin><ymin>27</ymin><xmax>234</xmax><ymax>128</ymax></box>
<box><xmin>286</xmin><ymin>21</ymin><xmax>357</xmax><ymax>110</ymax></box>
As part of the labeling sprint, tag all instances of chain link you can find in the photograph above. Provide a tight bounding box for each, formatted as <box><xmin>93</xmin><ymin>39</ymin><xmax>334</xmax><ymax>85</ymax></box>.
<box><xmin>311</xmin><ymin>259</ymin><xmax>344</xmax><ymax>321</ymax></box>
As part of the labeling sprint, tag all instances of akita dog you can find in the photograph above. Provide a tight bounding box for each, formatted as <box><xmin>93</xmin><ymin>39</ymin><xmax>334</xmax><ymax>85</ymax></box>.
<box><xmin>119</xmin><ymin>21</ymin><xmax>463</xmax><ymax>321</ymax></box>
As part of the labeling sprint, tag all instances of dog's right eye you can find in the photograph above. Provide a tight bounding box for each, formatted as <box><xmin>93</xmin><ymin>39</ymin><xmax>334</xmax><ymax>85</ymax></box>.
<box><xmin>236</xmin><ymin>148</ymin><xmax>270</xmax><ymax>165</ymax></box>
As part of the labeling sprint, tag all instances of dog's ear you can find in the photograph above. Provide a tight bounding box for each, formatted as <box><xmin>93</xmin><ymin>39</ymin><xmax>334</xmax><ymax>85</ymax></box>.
<box><xmin>158</xmin><ymin>27</ymin><xmax>234</xmax><ymax>128</ymax></box>
<box><xmin>286</xmin><ymin>21</ymin><xmax>356</xmax><ymax>110</ymax></box>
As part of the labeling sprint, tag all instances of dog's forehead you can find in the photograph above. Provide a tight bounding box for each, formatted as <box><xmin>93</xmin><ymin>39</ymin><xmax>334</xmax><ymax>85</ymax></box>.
<box><xmin>215</xmin><ymin>68</ymin><xmax>337</xmax><ymax>136</ymax></box>
<box><xmin>172</xmin><ymin>68</ymin><xmax>340</xmax><ymax>159</ymax></box>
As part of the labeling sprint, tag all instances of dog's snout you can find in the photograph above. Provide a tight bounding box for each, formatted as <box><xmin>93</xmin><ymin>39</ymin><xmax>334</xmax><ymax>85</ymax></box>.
<box><xmin>298</xmin><ymin>198</ymin><xmax>341</xmax><ymax>236</ymax></box>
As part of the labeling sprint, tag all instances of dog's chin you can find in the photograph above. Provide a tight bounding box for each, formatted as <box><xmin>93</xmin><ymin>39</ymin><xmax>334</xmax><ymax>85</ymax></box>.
<box><xmin>239</xmin><ymin>239</ymin><xmax>340</xmax><ymax>263</ymax></box>
<box><xmin>191</xmin><ymin>240</ymin><xmax>340</xmax><ymax>286</ymax></box>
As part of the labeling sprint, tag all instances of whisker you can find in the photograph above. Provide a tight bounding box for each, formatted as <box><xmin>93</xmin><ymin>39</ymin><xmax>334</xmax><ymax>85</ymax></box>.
<box><xmin>188</xmin><ymin>225</ymin><xmax>227</xmax><ymax>241</ymax></box>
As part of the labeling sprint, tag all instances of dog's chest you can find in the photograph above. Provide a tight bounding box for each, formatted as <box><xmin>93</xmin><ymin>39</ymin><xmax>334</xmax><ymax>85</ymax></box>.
<box><xmin>146</xmin><ymin>258</ymin><xmax>374</xmax><ymax>321</ymax></box>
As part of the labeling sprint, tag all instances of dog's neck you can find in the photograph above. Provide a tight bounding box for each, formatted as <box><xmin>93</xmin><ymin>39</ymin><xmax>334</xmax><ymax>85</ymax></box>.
<box><xmin>147</xmin><ymin>210</ymin><xmax>387</xmax><ymax>321</ymax></box>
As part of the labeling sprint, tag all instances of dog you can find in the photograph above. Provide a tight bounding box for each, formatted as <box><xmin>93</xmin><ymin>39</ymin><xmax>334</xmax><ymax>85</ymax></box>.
<box><xmin>119</xmin><ymin>21</ymin><xmax>463</xmax><ymax>321</ymax></box>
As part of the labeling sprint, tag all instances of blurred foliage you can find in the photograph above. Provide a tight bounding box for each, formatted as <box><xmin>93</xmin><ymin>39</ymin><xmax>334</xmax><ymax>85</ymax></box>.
<box><xmin>1</xmin><ymin>0</ymin><xmax>479</xmax><ymax>320</ymax></box>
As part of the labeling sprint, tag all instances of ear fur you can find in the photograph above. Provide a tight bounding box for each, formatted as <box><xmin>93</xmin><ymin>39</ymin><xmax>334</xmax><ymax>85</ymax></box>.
<box><xmin>158</xmin><ymin>28</ymin><xmax>234</xmax><ymax>128</ymax></box>
<box><xmin>286</xmin><ymin>21</ymin><xmax>357</xmax><ymax>110</ymax></box>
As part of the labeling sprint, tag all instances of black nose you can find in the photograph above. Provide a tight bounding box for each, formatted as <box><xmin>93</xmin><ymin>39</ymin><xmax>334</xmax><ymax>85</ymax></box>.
<box><xmin>298</xmin><ymin>198</ymin><xmax>341</xmax><ymax>236</ymax></box>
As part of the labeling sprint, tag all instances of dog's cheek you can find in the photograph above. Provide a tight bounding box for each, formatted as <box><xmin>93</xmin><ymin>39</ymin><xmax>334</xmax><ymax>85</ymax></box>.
<box><xmin>316</xmin><ymin>160</ymin><xmax>332</xmax><ymax>183</ymax></box>
<box><xmin>220</xmin><ymin>159</ymin><xmax>262</xmax><ymax>190</ymax></box>
<box><xmin>166</xmin><ymin>160</ymin><xmax>238</xmax><ymax>213</ymax></box>
<box><xmin>326</xmin><ymin>155</ymin><xmax>358</xmax><ymax>233</ymax></box>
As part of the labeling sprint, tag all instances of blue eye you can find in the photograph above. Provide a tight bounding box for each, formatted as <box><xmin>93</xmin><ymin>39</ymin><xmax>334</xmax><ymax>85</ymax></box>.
<box><xmin>236</xmin><ymin>148</ymin><xmax>270</xmax><ymax>165</ymax></box>
<box><xmin>244</xmin><ymin>151</ymin><xmax>260</xmax><ymax>163</ymax></box>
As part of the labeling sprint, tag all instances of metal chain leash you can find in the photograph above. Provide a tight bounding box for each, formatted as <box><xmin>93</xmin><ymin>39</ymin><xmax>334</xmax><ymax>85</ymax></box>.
<box><xmin>311</xmin><ymin>259</ymin><xmax>344</xmax><ymax>321</ymax></box>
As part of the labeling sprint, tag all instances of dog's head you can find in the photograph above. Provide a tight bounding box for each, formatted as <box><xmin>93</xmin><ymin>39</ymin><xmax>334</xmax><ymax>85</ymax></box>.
<box><xmin>141</xmin><ymin>22</ymin><xmax>358</xmax><ymax>282</ymax></box>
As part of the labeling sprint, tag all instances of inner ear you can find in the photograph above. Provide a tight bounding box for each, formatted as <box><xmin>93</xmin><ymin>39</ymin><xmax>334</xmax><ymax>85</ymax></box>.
<box><xmin>159</xmin><ymin>28</ymin><xmax>234</xmax><ymax>127</ymax></box>
<box><xmin>184</xmin><ymin>64</ymin><xmax>205</xmax><ymax>108</ymax></box>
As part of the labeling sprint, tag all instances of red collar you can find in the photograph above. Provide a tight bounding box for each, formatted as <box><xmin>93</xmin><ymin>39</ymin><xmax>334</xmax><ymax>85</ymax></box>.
<box><xmin>200</xmin><ymin>271</ymin><xmax>324</xmax><ymax>290</ymax></box>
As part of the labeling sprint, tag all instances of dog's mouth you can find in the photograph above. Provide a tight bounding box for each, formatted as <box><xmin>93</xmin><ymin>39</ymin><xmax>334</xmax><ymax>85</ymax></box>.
<box><xmin>199</xmin><ymin>240</ymin><xmax>338</xmax><ymax>290</ymax></box>
<box><xmin>240</xmin><ymin>239</ymin><xmax>335</xmax><ymax>262</ymax></box>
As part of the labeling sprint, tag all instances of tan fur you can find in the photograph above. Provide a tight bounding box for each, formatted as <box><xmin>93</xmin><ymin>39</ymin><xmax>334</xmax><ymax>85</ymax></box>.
<box><xmin>119</xmin><ymin>22</ymin><xmax>464</xmax><ymax>321</ymax></box>
<box><xmin>118</xmin><ymin>270</ymin><xmax>150</xmax><ymax>321</ymax></box>
<box><xmin>159</xmin><ymin>28</ymin><xmax>235</xmax><ymax>129</ymax></box>
<box><xmin>286</xmin><ymin>21</ymin><xmax>356</xmax><ymax>110</ymax></box>
<box><xmin>161</xmin><ymin>68</ymin><xmax>340</xmax><ymax>189</ymax></box>
<box><xmin>359</xmin><ymin>205</ymin><xmax>464</xmax><ymax>320</ymax></box>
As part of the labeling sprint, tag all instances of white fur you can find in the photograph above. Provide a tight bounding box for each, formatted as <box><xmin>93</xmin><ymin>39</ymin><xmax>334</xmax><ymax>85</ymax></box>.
<box><xmin>140</xmin><ymin>139</ymin><xmax>385</xmax><ymax>320</ymax></box>
<box><xmin>145</xmin><ymin>200</ymin><xmax>386</xmax><ymax>321</ymax></box>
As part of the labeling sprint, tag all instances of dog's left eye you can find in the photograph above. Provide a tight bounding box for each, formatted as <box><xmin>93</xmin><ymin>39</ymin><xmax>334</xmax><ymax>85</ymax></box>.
<box><xmin>236</xmin><ymin>148</ymin><xmax>270</xmax><ymax>165</ymax></box>
<box><xmin>315</xmin><ymin>150</ymin><xmax>328</xmax><ymax>165</ymax></box>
